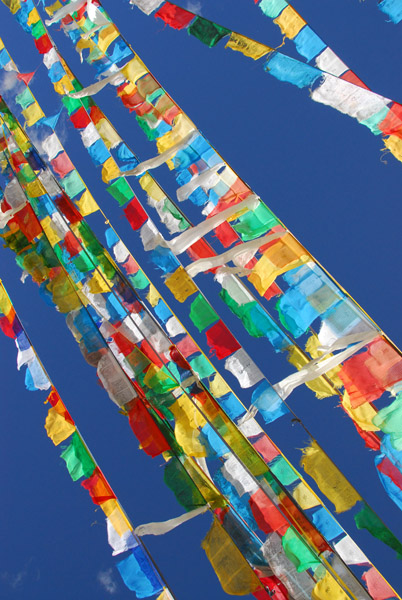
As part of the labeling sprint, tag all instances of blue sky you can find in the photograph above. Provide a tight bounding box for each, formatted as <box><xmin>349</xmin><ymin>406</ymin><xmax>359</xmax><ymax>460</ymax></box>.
<box><xmin>1</xmin><ymin>1</ymin><xmax>402</xmax><ymax>598</ymax></box>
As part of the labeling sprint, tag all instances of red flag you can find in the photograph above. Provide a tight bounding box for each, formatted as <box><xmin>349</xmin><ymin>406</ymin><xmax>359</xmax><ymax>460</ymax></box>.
<box><xmin>17</xmin><ymin>71</ymin><xmax>36</xmax><ymax>86</ymax></box>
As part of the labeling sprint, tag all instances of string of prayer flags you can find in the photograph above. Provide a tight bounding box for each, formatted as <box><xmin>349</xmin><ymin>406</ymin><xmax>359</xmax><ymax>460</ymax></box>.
<box><xmin>1</xmin><ymin>11</ymin><xmax>400</xmax><ymax>596</ymax></box>
<box><xmin>0</xmin><ymin>280</ymin><xmax>174</xmax><ymax>598</ymax></box>
<box><xmin>4</xmin><ymin>5</ymin><xmax>396</xmax><ymax>524</ymax></box>
<box><xmin>124</xmin><ymin>0</ymin><xmax>402</xmax><ymax>166</ymax></box>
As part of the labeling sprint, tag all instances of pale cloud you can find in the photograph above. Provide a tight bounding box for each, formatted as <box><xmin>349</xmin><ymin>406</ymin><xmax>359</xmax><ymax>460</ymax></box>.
<box><xmin>0</xmin><ymin>70</ymin><xmax>21</xmax><ymax>93</ymax></box>
<box><xmin>186</xmin><ymin>1</ymin><xmax>202</xmax><ymax>13</ymax></box>
<box><xmin>0</xmin><ymin>558</ymin><xmax>39</xmax><ymax>590</ymax></box>
<box><xmin>0</xmin><ymin>569</ymin><xmax>28</xmax><ymax>589</ymax></box>
<box><xmin>97</xmin><ymin>568</ymin><xmax>118</xmax><ymax>595</ymax></box>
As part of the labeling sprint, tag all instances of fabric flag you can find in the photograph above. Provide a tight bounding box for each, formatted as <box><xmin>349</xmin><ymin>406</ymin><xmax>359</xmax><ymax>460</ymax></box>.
<box><xmin>164</xmin><ymin>267</ymin><xmax>198</xmax><ymax>302</ymax></box>
<box><xmin>131</xmin><ymin>0</ymin><xmax>164</xmax><ymax>16</ymax></box>
<box><xmin>107</xmin><ymin>177</ymin><xmax>134</xmax><ymax>206</ymax></box>
<box><xmin>155</xmin><ymin>2</ymin><xmax>194</xmax><ymax>30</ymax></box>
<box><xmin>362</xmin><ymin>567</ymin><xmax>396</xmax><ymax>600</ymax></box>
<box><xmin>164</xmin><ymin>456</ymin><xmax>224</xmax><ymax>511</ymax></box>
<box><xmin>134</xmin><ymin>506</ymin><xmax>208</xmax><ymax>537</ymax></box>
<box><xmin>300</xmin><ymin>441</ymin><xmax>361</xmax><ymax>513</ymax></box>
<box><xmin>281</xmin><ymin>526</ymin><xmax>321</xmax><ymax>572</ymax></box>
<box><xmin>170</xmin><ymin>394</ymin><xmax>207</xmax><ymax>458</ymax></box>
<box><xmin>45</xmin><ymin>402</ymin><xmax>75</xmax><ymax>445</ymax></box>
<box><xmin>187</xmin><ymin>17</ymin><xmax>231</xmax><ymax>48</ymax></box>
<box><xmin>270</xmin><ymin>455</ymin><xmax>298</xmax><ymax>486</ymax></box>
<box><xmin>225</xmin><ymin>348</ymin><xmax>264</xmax><ymax>388</ymax></box>
<box><xmin>107</xmin><ymin>516</ymin><xmax>137</xmax><ymax>555</ymax></box>
<box><xmin>124</xmin><ymin>198</ymin><xmax>148</xmax><ymax>230</ymax></box>
<box><xmin>22</xmin><ymin>102</ymin><xmax>44</xmax><ymax>127</ymax></box>
<box><xmin>60</xmin><ymin>431</ymin><xmax>96</xmax><ymax>481</ymax></box>
<box><xmin>16</xmin><ymin>70</ymin><xmax>35</xmax><ymax>85</ymax></box>
<box><xmin>262</xmin><ymin>532</ymin><xmax>315</xmax><ymax>599</ymax></box>
<box><xmin>81</xmin><ymin>467</ymin><xmax>116</xmax><ymax>505</ymax></box>
<box><xmin>292</xmin><ymin>482</ymin><xmax>320</xmax><ymax>510</ymax></box>
<box><xmin>128</xmin><ymin>398</ymin><xmax>170</xmax><ymax>458</ymax></box>
<box><xmin>201</xmin><ymin>518</ymin><xmax>262</xmax><ymax>595</ymax></box>
<box><xmin>376</xmin><ymin>464</ymin><xmax>402</xmax><ymax>512</ymax></box>
<box><xmin>116</xmin><ymin>546</ymin><xmax>163</xmax><ymax>598</ymax></box>
<box><xmin>311</xmin><ymin>571</ymin><xmax>350</xmax><ymax>600</ymax></box>
<box><xmin>273</xmin><ymin>5</ymin><xmax>306</xmax><ymax>39</ymax></box>
<box><xmin>310</xmin><ymin>507</ymin><xmax>343</xmax><ymax>541</ymax></box>
<box><xmin>189</xmin><ymin>294</ymin><xmax>218</xmax><ymax>331</ymax></box>
<box><xmin>264</xmin><ymin>52</ymin><xmax>321</xmax><ymax>89</ymax></box>
<box><xmin>259</xmin><ymin>0</ymin><xmax>289</xmax><ymax>18</ymax></box>
<box><xmin>121</xmin><ymin>56</ymin><xmax>148</xmax><ymax>85</ymax></box>
<box><xmin>205</xmin><ymin>320</ymin><xmax>241</xmax><ymax>359</ymax></box>
<box><xmin>251</xmin><ymin>380</ymin><xmax>289</xmax><ymax>424</ymax></box>
<box><xmin>354</xmin><ymin>503</ymin><xmax>402</xmax><ymax>558</ymax></box>
<box><xmin>294</xmin><ymin>26</ymin><xmax>326</xmax><ymax>63</ymax></box>
<box><xmin>249</xmin><ymin>489</ymin><xmax>288</xmax><ymax>535</ymax></box>
<box><xmin>225</xmin><ymin>32</ymin><xmax>272</xmax><ymax>60</ymax></box>
<box><xmin>373</xmin><ymin>394</ymin><xmax>402</xmax><ymax>450</ymax></box>
<box><xmin>101</xmin><ymin>498</ymin><xmax>131</xmax><ymax>537</ymax></box>
<box><xmin>333</xmin><ymin>535</ymin><xmax>369</xmax><ymax>566</ymax></box>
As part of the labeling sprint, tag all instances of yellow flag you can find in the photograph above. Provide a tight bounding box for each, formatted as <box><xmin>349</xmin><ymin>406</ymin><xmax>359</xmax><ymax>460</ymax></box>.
<box><xmin>27</xmin><ymin>7</ymin><xmax>40</xmax><ymax>25</ymax></box>
<box><xmin>292</xmin><ymin>482</ymin><xmax>320</xmax><ymax>510</ymax></box>
<box><xmin>225</xmin><ymin>33</ymin><xmax>272</xmax><ymax>60</ymax></box>
<box><xmin>76</xmin><ymin>189</ymin><xmax>99</xmax><ymax>216</ymax></box>
<box><xmin>41</xmin><ymin>216</ymin><xmax>61</xmax><ymax>247</ymax></box>
<box><xmin>146</xmin><ymin>284</ymin><xmax>160</xmax><ymax>307</ymax></box>
<box><xmin>248</xmin><ymin>235</ymin><xmax>309</xmax><ymax>295</ymax></box>
<box><xmin>170</xmin><ymin>393</ymin><xmax>207</xmax><ymax>458</ymax></box>
<box><xmin>101</xmin><ymin>156</ymin><xmax>120</xmax><ymax>183</ymax></box>
<box><xmin>98</xmin><ymin>24</ymin><xmax>119</xmax><ymax>54</ymax></box>
<box><xmin>48</xmin><ymin>271</ymin><xmax>82</xmax><ymax>313</ymax></box>
<box><xmin>13</xmin><ymin>127</ymin><xmax>30</xmax><ymax>153</ymax></box>
<box><xmin>384</xmin><ymin>135</ymin><xmax>402</xmax><ymax>164</ymax></box>
<box><xmin>122</xmin><ymin>56</ymin><xmax>148</xmax><ymax>85</ymax></box>
<box><xmin>209</xmin><ymin>372</ymin><xmax>231</xmax><ymax>398</ymax></box>
<box><xmin>273</xmin><ymin>5</ymin><xmax>306</xmax><ymax>39</ymax></box>
<box><xmin>165</xmin><ymin>267</ymin><xmax>197</xmax><ymax>303</ymax></box>
<box><xmin>139</xmin><ymin>173</ymin><xmax>166</xmax><ymax>203</ymax></box>
<box><xmin>156</xmin><ymin>113</ymin><xmax>194</xmax><ymax>154</ymax></box>
<box><xmin>3</xmin><ymin>0</ymin><xmax>21</xmax><ymax>15</ymax></box>
<box><xmin>312</xmin><ymin>571</ymin><xmax>349</xmax><ymax>600</ymax></box>
<box><xmin>300</xmin><ymin>441</ymin><xmax>361</xmax><ymax>513</ymax></box>
<box><xmin>26</xmin><ymin>180</ymin><xmax>46</xmax><ymax>198</ymax></box>
<box><xmin>22</xmin><ymin>102</ymin><xmax>44</xmax><ymax>127</ymax></box>
<box><xmin>45</xmin><ymin>406</ymin><xmax>75</xmax><ymax>446</ymax></box>
<box><xmin>45</xmin><ymin>0</ymin><xmax>62</xmax><ymax>15</ymax></box>
<box><xmin>76</xmin><ymin>37</ymin><xmax>97</xmax><ymax>60</ymax></box>
<box><xmin>118</xmin><ymin>81</ymin><xmax>136</xmax><ymax>98</ymax></box>
<box><xmin>0</xmin><ymin>284</ymin><xmax>12</xmax><ymax>316</ymax></box>
<box><xmin>53</xmin><ymin>75</ymin><xmax>75</xmax><ymax>95</ymax></box>
<box><xmin>341</xmin><ymin>391</ymin><xmax>380</xmax><ymax>432</ymax></box>
<box><xmin>287</xmin><ymin>345</ymin><xmax>336</xmax><ymax>399</ymax></box>
<box><xmin>101</xmin><ymin>499</ymin><xmax>132</xmax><ymax>537</ymax></box>
<box><xmin>96</xmin><ymin>118</ymin><xmax>121</xmax><ymax>149</ymax></box>
<box><xmin>156</xmin><ymin>590</ymin><xmax>174</xmax><ymax>600</ymax></box>
<box><xmin>202</xmin><ymin>518</ymin><xmax>262</xmax><ymax>596</ymax></box>
<box><xmin>305</xmin><ymin>333</ymin><xmax>343</xmax><ymax>388</ymax></box>
<box><xmin>87</xmin><ymin>270</ymin><xmax>112</xmax><ymax>294</ymax></box>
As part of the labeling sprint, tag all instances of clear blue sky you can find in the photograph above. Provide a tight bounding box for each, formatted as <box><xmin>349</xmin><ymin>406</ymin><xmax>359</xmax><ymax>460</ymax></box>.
<box><xmin>1</xmin><ymin>1</ymin><xmax>402</xmax><ymax>598</ymax></box>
